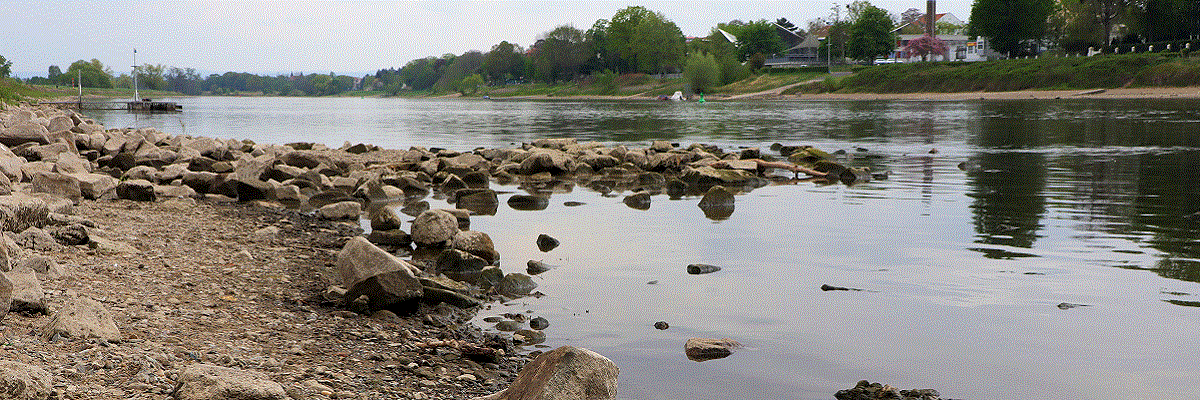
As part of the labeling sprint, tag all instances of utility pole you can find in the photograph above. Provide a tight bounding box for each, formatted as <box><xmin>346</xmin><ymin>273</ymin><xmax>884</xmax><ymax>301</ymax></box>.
<box><xmin>831</xmin><ymin>3</ymin><xmax>840</xmax><ymax>69</ymax></box>
<box><xmin>132</xmin><ymin>49</ymin><xmax>140</xmax><ymax>102</ymax></box>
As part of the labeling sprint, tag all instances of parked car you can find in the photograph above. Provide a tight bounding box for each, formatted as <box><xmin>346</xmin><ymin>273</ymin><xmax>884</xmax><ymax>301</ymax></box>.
<box><xmin>873</xmin><ymin>58</ymin><xmax>898</xmax><ymax>64</ymax></box>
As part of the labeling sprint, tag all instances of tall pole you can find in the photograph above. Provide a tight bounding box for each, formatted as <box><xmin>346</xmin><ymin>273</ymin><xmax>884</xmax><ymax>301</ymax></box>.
<box><xmin>132</xmin><ymin>49</ymin><xmax>139</xmax><ymax>102</ymax></box>
<box><xmin>77</xmin><ymin>70</ymin><xmax>82</xmax><ymax>109</ymax></box>
<box><xmin>926</xmin><ymin>0</ymin><xmax>936</xmax><ymax>37</ymax></box>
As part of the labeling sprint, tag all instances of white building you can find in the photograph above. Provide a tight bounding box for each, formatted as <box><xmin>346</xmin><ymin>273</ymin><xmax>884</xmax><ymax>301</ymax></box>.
<box><xmin>890</xmin><ymin>13</ymin><xmax>996</xmax><ymax>62</ymax></box>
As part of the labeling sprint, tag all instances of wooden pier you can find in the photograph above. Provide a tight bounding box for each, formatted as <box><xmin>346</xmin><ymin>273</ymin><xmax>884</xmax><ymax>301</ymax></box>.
<box><xmin>41</xmin><ymin>99</ymin><xmax>182</xmax><ymax>112</ymax></box>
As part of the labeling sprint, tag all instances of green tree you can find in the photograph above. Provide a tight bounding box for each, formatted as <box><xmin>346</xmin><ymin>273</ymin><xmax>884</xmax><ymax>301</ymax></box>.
<box><xmin>727</xmin><ymin>20</ymin><xmax>787</xmax><ymax>63</ymax></box>
<box><xmin>1136</xmin><ymin>0</ymin><xmax>1198</xmax><ymax>42</ymax></box>
<box><xmin>818</xmin><ymin>21</ymin><xmax>853</xmax><ymax>64</ymax></box>
<box><xmin>47</xmin><ymin>65</ymin><xmax>62</xmax><ymax>83</ymax></box>
<box><xmin>969</xmin><ymin>0</ymin><xmax>1054</xmax><ymax>56</ymax></box>
<box><xmin>531</xmin><ymin>25</ymin><xmax>589</xmax><ymax>83</ymax></box>
<box><xmin>631</xmin><ymin>12</ymin><xmax>686</xmax><ymax>73</ymax></box>
<box><xmin>603</xmin><ymin>6</ymin><xmax>655</xmax><ymax>73</ymax></box>
<box><xmin>435</xmin><ymin>51</ymin><xmax>484</xmax><ymax>93</ymax></box>
<box><xmin>135</xmin><ymin>64</ymin><xmax>166</xmax><ymax>91</ymax></box>
<box><xmin>64</xmin><ymin>59</ymin><xmax>113</xmax><ymax>88</ymax></box>
<box><xmin>684</xmin><ymin>52</ymin><xmax>721</xmax><ymax>93</ymax></box>
<box><xmin>847</xmin><ymin>5</ymin><xmax>895</xmax><ymax>63</ymax></box>
<box><xmin>482</xmin><ymin>41</ymin><xmax>526</xmax><ymax>84</ymax></box>
<box><xmin>458</xmin><ymin>74</ymin><xmax>484</xmax><ymax>95</ymax></box>
<box><xmin>0</xmin><ymin>55</ymin><xmax>11</xmax><ymax>79</ymax></box>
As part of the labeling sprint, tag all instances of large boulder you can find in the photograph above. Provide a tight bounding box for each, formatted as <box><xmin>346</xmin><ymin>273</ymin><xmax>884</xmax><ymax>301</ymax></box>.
<box><xmin>41</xmin><ymin>295</ymin><xmax>121</xmax><ymax>342</ymax></box>
<box><xmin>498</xmin><ymin>273</ymin><xmax>538</xmax><ymax>296</ymax></box>
<box><xmin>411</xmin><ymin>209</ymin><xmax>460</xmax><ymax>247</ymax></box>
<box><xmin>684</xmin><ymin>338</ymin><xmax>740</xmax><ymax>361</ymax></box>
<box><xmin>369</xmin><ymin>206</ymin><xmax>403</xmax><ymax>231</ymax></box>
<box><xmin>4</xmin><ymin>265</ymin><xmax>46</xmax><ymax>314</ymax></box>
<box><xmin>0</xmin><ymin>361</ymin><xmax>53</xmax><ymax>400</ymax></box>
<box><xmin>337</xmin><ymin>237</ymin><xmax>422</xmax><ymax>309</ymax></box>
<box><xmin>171</xmin><ymin>363</ymin><xmax>287</xmax><ymax>400</ymax></box>
<box><xmin>30</xmin><ymin>171</ymin><xmax>81</xmax><ymax>202</ymax></box>
<box><xmin>70</xmin><ymin>173</ymin><xmax>118</xmax><ymax>200</ymax></box>
<box><xmin>116</xmin><ymin>179</ymin><xmax>157</xmax><ymax>202</ymax></box>
<box><xmin>518</xmin><ymin>149</ymin><xmax>576</xmax><ymax>175</ymax></box>
<box><xmin>0</xmin><ymin>122</ymin><xmax>50</xmax><ymax>148</ymax></box>
<box><xmin>470</xmin><ymin>346</ymin><xmax>619</xmax><ymax>400</ymax></box>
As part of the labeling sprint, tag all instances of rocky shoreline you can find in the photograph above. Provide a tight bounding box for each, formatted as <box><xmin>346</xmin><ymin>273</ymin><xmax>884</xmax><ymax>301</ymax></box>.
<box><xmin>0</xmin><ymin>102</ymin><xmax>934</xmax><ymax>400</ymax></box>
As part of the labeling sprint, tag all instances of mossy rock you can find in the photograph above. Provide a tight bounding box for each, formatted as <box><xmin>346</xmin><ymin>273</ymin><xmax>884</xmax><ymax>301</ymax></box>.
<box><xmin>787</xmin><ymin>146</ymin><xmax>834</xmax><ymax>164</ymax></box>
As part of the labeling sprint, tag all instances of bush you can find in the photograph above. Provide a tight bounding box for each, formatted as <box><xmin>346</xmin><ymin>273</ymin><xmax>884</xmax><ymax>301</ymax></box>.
<box><xmin>684</xmin><ymin>53</ymin><xmax>721</xmax><ymax>94</ymax></box>
<box><xmin>591</xmin><ymin>70</ymin><xmax>618</xmax><ymax>94</ymax></box>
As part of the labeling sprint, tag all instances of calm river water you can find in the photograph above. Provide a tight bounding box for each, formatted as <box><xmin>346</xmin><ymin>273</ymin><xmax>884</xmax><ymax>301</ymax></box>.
<box><xmin>91</xmin><ymin>97</ymin><xmax>1200</xmax><ymax>400</ymax></box>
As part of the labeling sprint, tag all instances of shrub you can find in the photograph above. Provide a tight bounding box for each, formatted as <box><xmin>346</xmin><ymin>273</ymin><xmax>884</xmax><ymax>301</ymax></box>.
<box><xmin>684</xmin><ymin>53</ymin><xmax>721</xmax><ymax>94</ymax></box>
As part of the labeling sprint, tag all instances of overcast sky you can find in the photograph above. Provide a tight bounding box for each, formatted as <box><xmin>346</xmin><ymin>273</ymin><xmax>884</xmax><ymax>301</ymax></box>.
<box><xmin>3</xmin><ymin>0</ymin><xmax>974</xmax><ymax>78</ymax></box>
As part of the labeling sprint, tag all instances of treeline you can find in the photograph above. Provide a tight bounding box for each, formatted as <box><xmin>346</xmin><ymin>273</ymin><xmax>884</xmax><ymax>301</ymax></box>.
<box><xmin>970</xmin><ymin>0</ymin><xmax>1200</xmax><ymax>56</ymax></box>
<box><xmin>24</xmin><ymin>58</ymin><xmax>362</xmax><ymax>97</ymax></box>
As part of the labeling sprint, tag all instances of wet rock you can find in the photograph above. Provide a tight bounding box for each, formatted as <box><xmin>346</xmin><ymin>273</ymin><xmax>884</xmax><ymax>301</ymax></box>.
<box><xmin>498</xmin><ymin>273</ymin><xmax>537</xmax><ymax>296</ymax></box>
<box><xmin>654</xmin><ymin>321</ymin><xmax>669</xmax><ymax>330</ymax></box>
<box><xmin>116</xmin><ymin>179</ymin><xmax>157</xmax><ymax>202</ymax></box>
<box><xmin>495</xmin><ymin>320</ymin><xmax>523</xmax><ymax>332</ymax></box>
<box><xmin>665</xmin><ymin>179</ymin><xmax>688</xmax><ymax>199</ymax></box>
<box><xmin>366</xmin><ymin>229</ymin><xmax>411</xmax><ymax>247</ymax></box>
<box><xmin>526</xmin><ymin>260</ymin><xmax>552</xmax><ymax>275</ymax></box>
<box><xmin>317</xmin><ymin>200</ymin><xmax>361</xmax><ymax>220</ymax></box>
<box><xmin>337</xmin><ymin>237</ymin><xmax>422</xmax><ymax>309</ymax></box>
<box><xmin>452</xmin><ymin>230</ymin><xmax>499</xmax><ymax>264</ymax></box>
<box><xmin>0</xmin><ymin>361</ymin><xmax>53</xmax><ymax>400</ymax></box>
<box><xmin>411</xmin><ymin>209</ymin><xmax>460</xmax><ymax>247</ymax></box>
<box><xmin>421</xmin><ymin>286</ymin><xmax>482</xmax><ymax>309</ymax></box>
<box><xmin>684</xmin><ymin>338</ymin><xmax>740</xmax><ymax>361</ymax></box>
<box><xmin>470</xmin><ymin>346</ymin><xmax>618</xmax><ymax>400</ymax></box>
<box><xmin>513</xmin><ymin>329</ymin><xmax>546</xmax><ymax>344</ymax></box>
<box><xmin>834</xmin><ymin>380</ymin><xmax>941</xmax><ymax>400</ymax></box>
<box><xmin>171</xmin><ymin>363</ymin><xmax>288</xmax><ymax>400</ymax></box>
<box><xmin>623</xmin><ymin>192</ymin><xmax>651</xmax><ymax>210</ymax></box>
<box><xmin>41</xmin><ymin>295</ymin><xmax>121</xmax><ymax>342</ymax></box>
<box><xmin>698</xmin><ymin>185</ymin><xmax>735</xmax><ymax>207</ymax></box>
<box><xmin>307</xmin><ymin>190</ymin><xmax>356</xmax><ymax>209</ymax></box>
<box><xmin>1057</xmin><ymin>302</ymin><xmax>1090</xmax><ymax>310</ymax></box>
<box><xmin>687</xmin><ymin>264</ymin><xmax>721</xmax><ymax>275</ymax></box>
<box><xmin>680</xmin><ymin>166</ymin><xmax>760</xmax><ymax>189</ymax></box>
<box><xmin>821</xmin><ymin>284</ymin><xmax>864</xmax><ymax>292</ymax></box>
<box><xmin>369</xmin><ymin>206</ymin><xmax>403</xmax><ymax>231</ymax></box>
<box><xmin>563</xmin><ymin>201</ymin><xmax>585</xmax><ymax>207</ymax></box>
<box><xmin>530</xmin><ymin>316</ymin><xmax>549</xmax><ymax>330</ymax></box>
<box><xmin>536</xmin><ymin>233</ymin><xmax>559</xmax><ymax>252</ymax></box>
<box><xmin>507</xmin><ymin>194</ymin><xmax>549</xmax><ymax>211</ymax></box>
<box><xmin>400</xmin><ymin>200</ymin><xmax>430</xmax><ymax>217</ymax></box>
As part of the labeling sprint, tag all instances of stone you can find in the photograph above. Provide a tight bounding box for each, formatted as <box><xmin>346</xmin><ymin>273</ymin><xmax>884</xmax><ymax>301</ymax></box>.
<box><xmin>279</xmin><ymin>151</ymin><xmax>322</xmax><ymax>169</ymax></box>
<box><xmin>250</xmin><ymin>226</ymin><xmax>279</xmax><ymax>243</ymax></box>
<box><xmin>70</xmin><ymin>173</ymin><xmax>118</xmax><ymax>200</ymax></box>
<box><xmin>15</xmin><ymin>256</ymin><xmax>61</xmax><ymax>280</ymax></box>
<box><xmin>536</xmin><ymin>234</ymin><xmax>559</xmax><ymax>252</ymax></box>
<box><xmin>687</xmin><ymin>264</ymin><xmax>721</xmax><ymax>275</ymax></box>
<box><xmin>517</xmin><ymin>149</ymin><xmax>576</xmax><ymax>175</ymax></box>
<box><xmin>53</xmin><ymin>152</ymin><xmax>90</xmax><ymax>174</ymax></box>
<box><xmin>421</xmin><ymin>286</ymin><xmax>482</xmax><ymax>309</ymax></box>
<box><xmin>411</xmin><ymin>209</ymin><xmax>460</xmax><ymax>247</ymax></box>
<box><xmin>497</xmin><ymin>273</ymin><xmax>537</xmax><ymax>296</ymax></box>
<box><xmin>507</xmin><ymin>195</ymin><xmax>549</xmax><ymax>211</ymax></box>
<box><xmin>171</xmin><ymin>363</ymin><xmax>287</xmax><ymax>400</ymax></box>
<box><xmin>235</xmin><ymin>178</ymin><xmax>274</xmax><ymax>202</ymax></box>
<box><xmin>366</xmin><ymin>229</ymin><xmax>411</xmax><ymax>247</ymax></box>
<box><xmin>513</xmin><ymin>329</ymin><xmax>546</xmax><ymax>344</ymax></box>
<box><xmin>317</xmin><ymin>201</ymin><xmax>361</xmax><ymax>220</ymax></box>
<box><xmin>654</xmin><ymin>321</ymin><xmax>669</xmax><ymax>330</ymax></box>
<box><xmin>452</xmin><ymin>230</ymin><xmax>499</xmax><ymax>264</ymax></box>
<box><xmin>0</xmin><ymin>272</ymin><xmax>10</xmax><ymax>321</ymax></box>
<box><xmin>0</xmin><ymin>122</ymin><xmax>50</xmax><ymax>148</ymax></box>
<box><xmin>435</xmin><ymin>249</ymin><xmax>489</xmax><ymax>283</ymax></box>
<box><xmin>15</xmin><ymin>227</ymin><xmax>58</xmax><ymax>251</ymax></box>
<box><xmin>835</xmin><ymin>380</ymin><xmax>942</xmax><ymax>400</ymax></box>
<box><xmin>41</xmin><ymin>295</ymin><xmax>121</xmax><ymax>342</ymax></box>
<box><xmin>116</xmin><ymin>179</ymin><xmax>157</xmax><ymax>202</ymax></box>
<box><xmin>370</xmin><ymin>206</ymin><xmax>403</xmax><ymax>231</ymax></box>
<box><xmin>48</xmin><ymin>223</ymin><xmax>88</xmax><ymax>245</ymax></box>
<box><xmin>470</xmin><ymin>346</ymin><xmax>619</xmax><ymax>400</ymax></box>
<box><xmin>623</xmin><ymin>192</ymin><xmax>651</xmax><ymax>210</ymax></box>
<box><xmin>526</xmin><ymin>260</ymin><xmax>552</xmax><ymax>275</ymax></box>
<box><xmin>337</xmin><ymin>237</ymin><xmax>422</xmax><ymax>309</ymax></box>
<box><xmin>530</xmin><ymin>316</ymin><xmax>549</xmax><ymax>330</ymax></box>
<box><xmin>684</xmin><ymin>338</ymin><xmax>740</xmax><ymax>361</ymax></box>
<box><xmin>697</xmin><ymin>185</ymin><xmax>735</xmax><ymax>208</ymax></box>
<box><xmin>123</xmin><ymin>165</ymin><xmax>159</xmax><ymax>182</ymax></box>
<box><xmin>4</xmin><ymin>265</ymin><xmax>46</xmax><ymax>314</ymax></box>
<box><xmin>181</xmin><ymin>171</ymin><xmax>219</xmax><ymax>194</ymax></box>
<box><xmin>680</xmin><ymin>166</ymin><xmax>761</xmax><ymax>189</ymax></box>
<box><xmin>0</xmin><ymin>361</ymin><xmax>53</xmax><ymax>400</ymax></box>
<box><xmin>30</xmin><ymin>171</ymin><xmax>81</xmax><ymax>202</ymax></box>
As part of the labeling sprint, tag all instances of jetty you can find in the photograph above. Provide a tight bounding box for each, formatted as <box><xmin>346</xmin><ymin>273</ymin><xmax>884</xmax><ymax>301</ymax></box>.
<box><xmin>40</xmin><ymin>99</ymin><xmax>183</xmax><ymax>112</ymax></box>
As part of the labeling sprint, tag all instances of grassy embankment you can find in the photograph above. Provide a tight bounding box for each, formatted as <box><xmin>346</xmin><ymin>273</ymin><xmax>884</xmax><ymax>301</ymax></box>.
<box><xmin>1</xmin><ymin>81</ymin><xmax>185</xmax><ymax>106</ymax></box>
<box><xmin>790</xmin><ymin>53</ymin><xmax>1200</xmax><ymax>94</ymax></box>
<box><xmin>478</xmin><ymin>70</ymin><xmax>827</xmax><ymax>99</ymax></box>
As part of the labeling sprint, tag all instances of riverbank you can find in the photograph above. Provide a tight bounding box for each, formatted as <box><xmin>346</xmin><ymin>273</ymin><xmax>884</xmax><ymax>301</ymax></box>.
<box><xmin>780</xmin><ymin>86</ymin><xmax>1200</xmax><ymax>101</ymax></box>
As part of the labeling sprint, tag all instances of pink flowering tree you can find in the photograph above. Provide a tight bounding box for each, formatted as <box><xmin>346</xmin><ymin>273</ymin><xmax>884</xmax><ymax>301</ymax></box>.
<box><xmin>903</xmin><ymin>35</ymin><xmax>949</xmax><ymax>62</ymax></box>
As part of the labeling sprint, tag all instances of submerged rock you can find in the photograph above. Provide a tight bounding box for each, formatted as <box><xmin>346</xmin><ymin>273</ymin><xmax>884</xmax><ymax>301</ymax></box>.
<box><xmin>834</xmin><ymin>380</ymin><xmax>941</xmax><ymax>400</ymax></box>
<box><xmin>684</xmin><ymin>338</ymin><xmax>740</xmax><ymax>361</ymax></box>
<box><xmin>526</xmin><ymin>260</ymin><xmax>552</xmax><ymax>275</ymax></box>
<box><xmin>687</xmin><ymin>264</ymin><xmax>721</xmax><ymax>275</ymax></box>
<box><xmin>623</xmin><ymin>192</ymin><xmax>650</xmax><ymax>210</ymax></box>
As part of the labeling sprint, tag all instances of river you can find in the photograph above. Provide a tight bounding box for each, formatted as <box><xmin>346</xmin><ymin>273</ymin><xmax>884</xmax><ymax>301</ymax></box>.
<box><xmin>89</xmin><ymin>96</ymin><xmax>1200</xmax><ymax>400</ymax></box>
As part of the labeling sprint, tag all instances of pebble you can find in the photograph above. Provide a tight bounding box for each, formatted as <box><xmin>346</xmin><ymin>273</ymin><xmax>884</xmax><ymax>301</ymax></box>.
<box><xmin>654</xmin><ymin>321</ymin><xmax>669</xmax><ymax>330</ymax></box>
